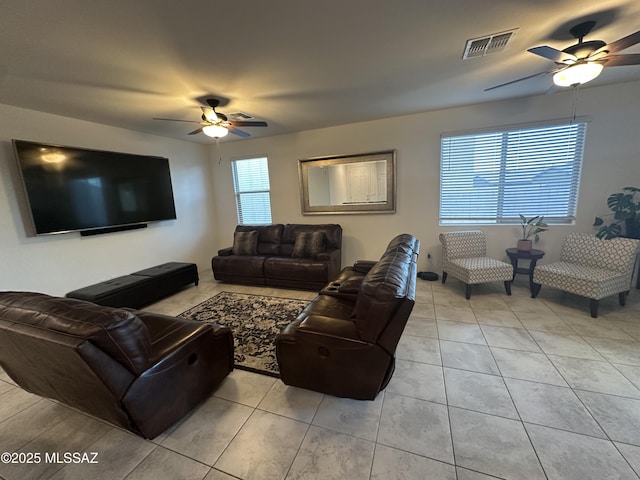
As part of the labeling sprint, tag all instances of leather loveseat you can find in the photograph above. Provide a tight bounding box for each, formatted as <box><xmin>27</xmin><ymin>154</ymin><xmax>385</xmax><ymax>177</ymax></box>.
<box><xmin>0</xmin><ymin>292</ymin><xmax>234</xmax><ymax>439</ymax></box>
<box><xmin>276</xmin><ymin>233</ymin><xmax>419</xmax><ymax>400</ymax></box>
<box><xmin>212</xmin><ymin>224</ymin><xmax>342</xmax><ymax>290</ymax></box>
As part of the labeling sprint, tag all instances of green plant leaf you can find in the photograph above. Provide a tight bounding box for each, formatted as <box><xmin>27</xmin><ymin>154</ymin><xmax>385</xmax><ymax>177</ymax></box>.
<box><xmin>608</xmin><ymin>193</ymin><xmax>636</xmax><ymax>216</ymax></box>
<box><xmin>612</xmin><ymin>224</ymin><xmax>623</xmax><ymax>236</ymax></box>
<box><xmin>595</xmin><ymin>187</ymin><xmax>640</xmax><ymax>238</ymax></box>
<box><xmin>604</xmin><ymin>223</ymin><xmax>623</xmax><ymax>238</ymax></box>
<box><xmin>607</xmin><ymin>192</ymin><xmax>626</xmax><ymax>211</ymax></box>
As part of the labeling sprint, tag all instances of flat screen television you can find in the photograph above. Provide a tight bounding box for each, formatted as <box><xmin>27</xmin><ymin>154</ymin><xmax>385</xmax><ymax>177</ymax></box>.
<box><xmin>13</xmin><ymin>139</ymin><xmax>177</xmax><ymax>236</ymax></box>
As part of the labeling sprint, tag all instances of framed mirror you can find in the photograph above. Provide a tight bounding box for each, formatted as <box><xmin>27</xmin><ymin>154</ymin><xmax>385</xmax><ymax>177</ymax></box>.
<box><xmin>298</xmin><ymin>150</ymin><xmax>396</xmax><ymax>215</ymax></box>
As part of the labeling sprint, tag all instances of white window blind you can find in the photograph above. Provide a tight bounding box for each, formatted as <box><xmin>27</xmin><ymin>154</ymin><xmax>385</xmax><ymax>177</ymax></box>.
<box><xmin>232</xmin><ymin>157</ymin><xmax>272</xmax><ymax>225</ymax></box>
<box><xmin>440</xmin><ymin>121</ymin><xmax>586</xmax><ymax>225</ymax></box>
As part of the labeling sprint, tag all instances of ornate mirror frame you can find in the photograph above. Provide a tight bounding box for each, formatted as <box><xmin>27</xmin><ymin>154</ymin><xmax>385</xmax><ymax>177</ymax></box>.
<box><xmin>298</xmin><ymin>150</ymin><xmax>396</xmax><ymax>215</ymax></box>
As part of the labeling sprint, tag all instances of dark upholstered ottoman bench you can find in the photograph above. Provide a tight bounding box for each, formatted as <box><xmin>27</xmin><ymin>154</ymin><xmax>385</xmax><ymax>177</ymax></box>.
<box><xmin>66</xmin><ymin>262</ymin><xmax>198</xmax><ymax>309</ymax></box>
<box><xmin>132</xmin><ymin>262</ymin><xmax>199</xmax><ymax>299</ymax></box>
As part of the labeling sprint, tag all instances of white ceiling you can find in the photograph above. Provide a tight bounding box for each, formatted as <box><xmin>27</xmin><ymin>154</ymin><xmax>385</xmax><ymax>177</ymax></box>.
<box><xmin>2</xmin><ymin>0</ymin><xmax>639</xmax><ymax>143</ymax></box>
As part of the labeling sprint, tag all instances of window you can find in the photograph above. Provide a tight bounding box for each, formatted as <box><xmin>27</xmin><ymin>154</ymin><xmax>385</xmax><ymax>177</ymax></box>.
<box><xmin>231</xmin><ymin>157</ymin><xmax>272</xmax><ymax>224</ymax></box>
<box><xmin>440</xmin><ymin>121</ymin><xmax>587</xmax><ymax>225</ymax></box>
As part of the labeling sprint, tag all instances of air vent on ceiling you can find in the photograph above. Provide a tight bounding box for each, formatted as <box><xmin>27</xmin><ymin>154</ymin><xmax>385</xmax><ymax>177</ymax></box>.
<box><xmin>462</xmin><ymin>28</ymin><xmax>518</xmax><ymax>59</ymax></box>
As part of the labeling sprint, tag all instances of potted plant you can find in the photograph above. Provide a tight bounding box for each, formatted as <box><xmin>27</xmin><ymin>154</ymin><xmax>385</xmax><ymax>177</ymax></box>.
<box><xmin>518</xmin><ymin>215</ymin><xmax>548</xmax><ymax>251</ymax></box>
<box><xmin>593</xmin><ymin>187</ymin><xmax>640</xmax><ymax>239</ymax></box>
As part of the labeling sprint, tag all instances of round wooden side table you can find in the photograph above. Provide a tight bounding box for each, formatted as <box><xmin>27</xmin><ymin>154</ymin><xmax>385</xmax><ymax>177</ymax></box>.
<box><xmin>505</xmin><ymin>248</ymin><xmax>545</xmax><ymax>294</ymax></box>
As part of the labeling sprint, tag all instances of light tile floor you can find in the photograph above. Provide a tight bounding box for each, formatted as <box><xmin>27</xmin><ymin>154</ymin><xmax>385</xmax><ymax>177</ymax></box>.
<box><xmin>2</xmin><ymin>273</ymin><xmax>640</xmax><ymax>479</ymax></box>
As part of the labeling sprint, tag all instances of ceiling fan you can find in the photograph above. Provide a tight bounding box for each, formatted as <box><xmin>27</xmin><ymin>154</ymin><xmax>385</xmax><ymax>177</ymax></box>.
<box><xmin>154</xmin><ymin>98</ymin><xmax>268</xmax><ymax>138</ymax></box>
<box><xmin>486</xmin><ymin>21</ymin><xmax>640</xmax><ymax>91</ymax></box>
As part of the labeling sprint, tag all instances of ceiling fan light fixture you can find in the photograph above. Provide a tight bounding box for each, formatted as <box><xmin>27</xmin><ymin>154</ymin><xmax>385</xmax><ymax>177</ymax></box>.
<box><xmin>202</xmin><ymin>124</ymin><xmax>229</xmax><ymax>138</ymax></box>
<box><xmin>552</xmin><ymin>62</ymin><xmax>604</xmax><ymax>87</ymax></box>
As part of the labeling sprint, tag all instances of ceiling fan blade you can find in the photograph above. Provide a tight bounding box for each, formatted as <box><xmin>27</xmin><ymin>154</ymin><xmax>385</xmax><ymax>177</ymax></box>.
<box><xmin>485</xmin><ymin>69</ymin><xmax>560</xmax><ymax>92</ymax></box>
<box><xmin>228</xmin><ymin>127</ymin><xmax>251</xmax><ymax>138</ymax></box>
<box><xmin>587</xmin><ymin>50</ymin><xmax>609</xmax><ymax>62</ymax></box>
<box><xmin>601</xmin><ymin>30</ymin><xmax>640</xmax><ymax>55</ymax></box>
<box><xmin>188</xmin><ymin>127</ymin><xmax>203</xmax><ymax>135</ymax></box>
<box><xmin>600</xmin><ymin>53</ymin><xmax>640</xmax><ymax>66</ymax></box>
<box><xmin>200</xmin><ymin>106</ymin><xmax>216</xmax><ymax>122</ymax></box>
<box><xmin>153</xmin><ymin>117</ymin><xmax>200</xmax><ymax>123</ymax></box>
<box><xmin>528</xmin><ymin>46</ymin><xmax>576</xmax><ymax>64</ymax></box>
<box><xmin>229</xmin><ymin>120</ymin><xmax>268</xmax><ymax>127</ymax></box>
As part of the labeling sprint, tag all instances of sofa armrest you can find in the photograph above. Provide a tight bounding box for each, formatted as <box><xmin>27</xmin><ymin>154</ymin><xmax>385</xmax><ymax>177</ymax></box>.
<box><xmin>136</xmin><ymin>311</ymin><xmax>231</xmax><ymax>363</ymax></box>
<box><xmin>217</xmin><ymin>247</ymin><xmax>233</xmax><ymax>256</ymax></box>
<box><xmin>316</xmin><ymin>247</ymin><xmax>342</xmax><ymax>281</ymax></box>
<box><xmin>137</xmin><ymin>321</ymin><xmax>233</xmax><ymax>377</ymax></box>
<box><xmin>316</xmin><ymin>248</ymin><xmax>340</xmax><ymax>262</ymax></box>
<box><xmin>353</xmin><ymin>260</ymin><xmax>377</xmax><ymax>274</ymax></box>
<box><xmin>276</xmin><ymin>313</ymin><xmax>388</xmax><ymax>400</ymax></box>
<box><xmin>122</xmin><ymin>321</ymin><xmax>233</xmax><ymax>438</ymax></box>
<box><xmin>280</xmin><ymin>315</ymin><xmax>360</xmax><ymax>342</ymax></box>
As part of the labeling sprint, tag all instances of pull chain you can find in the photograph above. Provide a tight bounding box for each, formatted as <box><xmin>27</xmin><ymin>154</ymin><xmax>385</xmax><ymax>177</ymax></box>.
<box><xmin>216</xmin><ymin>137</ymin><xmax>222</xmax><ymax>165</ymax></box>
<box><xmin>570</xmin><ymin>84</ymin><xmax>579</xmax><ymax>124</ymax></box>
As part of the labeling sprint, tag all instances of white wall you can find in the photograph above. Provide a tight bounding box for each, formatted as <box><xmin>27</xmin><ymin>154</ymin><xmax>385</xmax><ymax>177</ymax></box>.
<box><xmin>2</xmin><ymin>80</ymin><xmax>638</xmax><ymax>297</ymax></box>
<box><xmin>211</xmin><ymin>80</ymin><xmax>640</xmax><ymax>272</ymax></box>
<box><xmin>0</xmin><ymin>104</ymin><xmax>216</xmax><ymax>296</ymax></box>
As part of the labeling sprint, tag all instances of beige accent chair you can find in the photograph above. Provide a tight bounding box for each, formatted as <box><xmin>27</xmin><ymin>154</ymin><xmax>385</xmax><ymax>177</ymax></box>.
<box><xmin>532</xmin><ymin>233</ymin><xmax>639</xmax><ymax>318</ymax></box>
<box><xmin>439</xmin><ymin>230</ymin><xmax>513</xmax><ymax>299</ymax></box>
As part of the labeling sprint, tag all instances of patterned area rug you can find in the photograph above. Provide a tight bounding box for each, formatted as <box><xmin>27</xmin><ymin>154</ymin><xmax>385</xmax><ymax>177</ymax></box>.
<box><xmin>178</xmin><ymin>292</ymin><xmax>309</xmax><ymax>377</ymax></box>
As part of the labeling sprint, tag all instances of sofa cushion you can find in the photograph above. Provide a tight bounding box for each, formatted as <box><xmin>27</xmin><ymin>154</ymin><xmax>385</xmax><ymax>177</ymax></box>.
<box><xmin>281</xmin><ymin>224</ymin><xmax>341</xmax><ymax>256</ymax></box>
<box><xmin>213</xmin><ymin>255</ymin><xmax>266</xmax><ymax>278</ymax></box>
<box><xmin>292</xmin><ymin>231</ymin><xmax>325</xmax><ymax>258</ymax></box>
<box><xmin>560</xmin><ymin>233</ymin><xmax>639</xmax><ymax>273</ymax></box>
<box><xmin>235</xmin><ymin>224</ymin><xmax>284</xmax><ymax>255</ymax></box>
<box><xmin>533</xmin><ymin>261</ymin><xmax>628</xmax><ymax>300</ymax></box>
<box><xmin>264</xmin><ymin>257</ymin><xmax>329</xmax><ymax>283</ymax></box>
<box><xmin>232</xmin><ymin>230</ymin><xmax>259</xmax><ymax>256</ymax></box>
<box><xmin>0</xmin><ymin>292</ymin><xmax>151</xmax><ymax>374</ymax></box>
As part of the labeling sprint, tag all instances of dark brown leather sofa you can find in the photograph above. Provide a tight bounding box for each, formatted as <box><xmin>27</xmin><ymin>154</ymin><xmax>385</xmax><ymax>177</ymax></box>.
<box><xmin>276</xmin><ymin>234</ymin><xmax>419</xmax><ymax>400</ymax></box>
<box><xmin>212</xmin><ymin>224</ymin><xmax>342</xmax><ymax>290</ymax></box>
<box><xmin>0</xmin><ymin>292</ymin><xmax>233</xmax><ymax>439</ymax></box>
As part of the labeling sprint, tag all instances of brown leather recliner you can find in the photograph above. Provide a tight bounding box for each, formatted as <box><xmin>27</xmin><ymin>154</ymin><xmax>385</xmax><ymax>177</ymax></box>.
<box><xmin>276</xmin><ymin>234</ymin><xmax>419</xmax><ymax>400</ymax></box>
<box><xmin>0</xmin><ymin>292</ymin><xmax>233</xmax><ymax>439</ymax></box>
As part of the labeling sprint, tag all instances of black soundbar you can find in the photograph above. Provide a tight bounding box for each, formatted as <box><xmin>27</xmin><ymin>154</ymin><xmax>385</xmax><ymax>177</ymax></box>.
<box><xmin>80</xmin><ymin>223</ymin><xmax>147</xmax><ymax>236</ymax></box>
